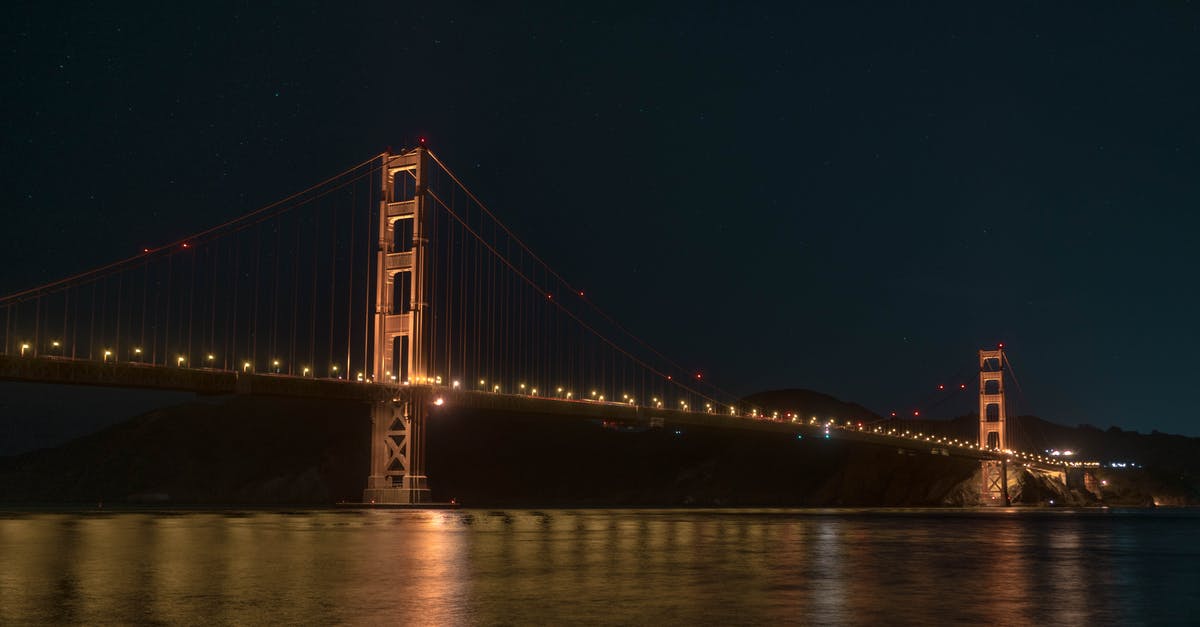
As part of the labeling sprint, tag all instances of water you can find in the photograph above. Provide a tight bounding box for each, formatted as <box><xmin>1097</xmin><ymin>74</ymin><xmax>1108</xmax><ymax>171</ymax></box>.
<box><xmin>1</xmin><ymin>508</ymin><xmax>1197</xmax><ymax>625</ymax></box>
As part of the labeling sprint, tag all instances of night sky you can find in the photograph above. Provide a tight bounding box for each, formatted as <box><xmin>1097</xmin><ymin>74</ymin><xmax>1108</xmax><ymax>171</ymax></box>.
<box><xmin>2</xmin><ymin>3</ymin><xmax>1198</xmax><ymax>444</ymax></box>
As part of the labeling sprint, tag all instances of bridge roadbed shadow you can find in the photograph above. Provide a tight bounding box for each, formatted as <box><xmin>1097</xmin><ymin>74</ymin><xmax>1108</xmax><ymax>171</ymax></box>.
<box><xmin>2</xmin><ymin>393</ymin><xmax>1194</xmax><ymax>507</ymax></box>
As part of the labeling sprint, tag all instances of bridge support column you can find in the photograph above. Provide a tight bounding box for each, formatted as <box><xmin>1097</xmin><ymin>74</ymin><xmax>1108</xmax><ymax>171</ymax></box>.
<box><xmin>978</xmin><ymin>347</ymin><xmax>1011</xmax><ymax>505</ymax></box>
<box><xmin>363</xmin><ymin>387</ymin><xmax>431</xmax><ymax>504</ymax></box>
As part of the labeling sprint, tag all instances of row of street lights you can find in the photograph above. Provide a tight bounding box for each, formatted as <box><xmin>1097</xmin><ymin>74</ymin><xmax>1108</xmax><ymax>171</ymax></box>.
<box><xmin>11</xmin><ymin>341</ymin><xmax>352</xmax><ymax>378</ymax></box>
<box><xmin>9</xmin><ymin>340</ymin><xmax>1072</xmax><ymax>464</ymax></box>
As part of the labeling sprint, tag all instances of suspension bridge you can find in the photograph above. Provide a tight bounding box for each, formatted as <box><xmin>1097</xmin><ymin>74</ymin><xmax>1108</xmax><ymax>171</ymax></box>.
<box><xmin>0</xmin><ymin>146</ymin><xmax>1072</xmax><ymax>505</ymax></box>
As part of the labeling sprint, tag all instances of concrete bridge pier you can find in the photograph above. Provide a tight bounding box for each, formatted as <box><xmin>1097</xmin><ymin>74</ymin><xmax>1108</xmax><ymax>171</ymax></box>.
<box><xmin>363</xmin><ymin>387</ymin><xmax>431</xmax><ymax>504</ymax></box>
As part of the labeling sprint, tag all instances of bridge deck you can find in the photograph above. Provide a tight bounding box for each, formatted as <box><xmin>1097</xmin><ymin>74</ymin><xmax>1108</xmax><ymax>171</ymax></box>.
<box><xmin>1</xmin><ymin>354</ymin><xmax>1036</xmax><ymax>465</ymax></box>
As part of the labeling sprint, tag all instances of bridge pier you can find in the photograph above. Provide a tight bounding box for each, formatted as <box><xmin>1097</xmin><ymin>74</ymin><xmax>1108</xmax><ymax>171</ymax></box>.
<box><xmin>363</xmin><ymin>387</ymin><xmax>431</xmax><ymax>504</ymax></box>
<box><xmin>981</xmin><ymin>458</ymin><xmax>1011</xmax><ymax>506</ymax></box>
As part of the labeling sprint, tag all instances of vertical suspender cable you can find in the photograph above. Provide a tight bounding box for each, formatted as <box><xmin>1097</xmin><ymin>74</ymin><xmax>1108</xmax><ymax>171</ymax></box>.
<box><xmin>162</xmin><ymin>255</ymin><xmax>173</xmax><ymax>365</ymax></box>
<box><xmin>290</xmin><ymin>215</ymin><xmax>300</xmax><ymax>374</ymax></box>
<box><xmin>187</xmin><ymin>248</ymin><xmax>196</xmax><ymax>364</ymax></box>
<box><xmin>327</xmin><ymin>200</ymin><xmax>336</xmax><ymax>376</ymax></box>
<box><xmin>114</xmin><ymin>273</ymin><xmax>123</xmax><ymax>358</ymax></box>
<box><xmin>229</xmin><ymin>234</ymin><xmax>240</xmax><ymax>371</ymax></box>
<box><xmin>345</xmin><ymin>184</ymin><xmax>355</xmax><ymax>377</ymax></box>
<box><xmin>211</xmin><ymin>237</ymin><xmax>219</xmax><ymax>367</ymax></box>
<box><xmin>310</xmin><ymin>198</ymin><xmax>319</xmax><ymax>373</ymax></box>
<box><xmin>140</xmin><ymin>262</ymin><xmax>148</xmax><ymax>360</ymax></box>
<box><xmin>251</xmin><ymin>228</ymin><xmax>261</xmax><ymax>368</ymax></box>
<box><xmin>271</xmin><ymin>219</ymin><xmax>281</xmax><ymax>368</ymax></box>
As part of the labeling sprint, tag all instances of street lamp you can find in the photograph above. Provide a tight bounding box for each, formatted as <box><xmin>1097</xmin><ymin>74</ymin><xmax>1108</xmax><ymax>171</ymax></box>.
<box><xmin>331</xmin><ymin>364</ymin><xmax>339</xmax><ymax>378</ymax></box>
<box><xmin>103</xmin><ymin>349</ymin><xmax>113</xmax><ymax>362</ymax></box>
<box><xmin>206</xmin><ymin>354</ymin><xmax>215</xmax><ymax>366</ymax></box>
<box><xmin>272</xmin><ymin>359</ymin><xmax>280</xmax><ymax>373</ymax></box>
<box><xmin>133</xmin><ymin>347</ymin><xmax>143</xmax><ymax>362</ymax></box>
<box><xmin>302</xmin><ymin>367</ymin><xmax>310</xmax><ymax>376</ymax></box>
<box><xmin>20</xmin><ymin>343</ymin><xmax>30</xmax><ymax>356</ymax></box>
<box><xmin>243</xmin><ymin>361</ymin><xmax>252</xmax><ymax>372</ymax></box>
<box><xmin>176</xmin><ymin>355</ymin><xmax>185</xmax><ymax>367</ymax></box>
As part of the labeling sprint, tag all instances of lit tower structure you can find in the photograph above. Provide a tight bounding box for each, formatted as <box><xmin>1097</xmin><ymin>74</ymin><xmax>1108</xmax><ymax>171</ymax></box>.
<box><xmin>978</xmin><ymin>345</ymin><xmax>1010</xmax><ymax>505</ymax></box>
<box><xmin>363</xmin><ymin>146</ymin><xmax>433</xmax><ymax>504</ymax></box>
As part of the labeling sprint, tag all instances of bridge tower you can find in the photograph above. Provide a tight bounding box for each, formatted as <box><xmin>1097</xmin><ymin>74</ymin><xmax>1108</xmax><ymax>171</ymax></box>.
<box><xmin>979</xmin><ymin>346</ymin><xmax>1010</xmax><ymax>505</ymax></box>
<box><xmin>363</xmin><ymin>147</ymin><xmax>433</xmax><ymax>504</ymax></box>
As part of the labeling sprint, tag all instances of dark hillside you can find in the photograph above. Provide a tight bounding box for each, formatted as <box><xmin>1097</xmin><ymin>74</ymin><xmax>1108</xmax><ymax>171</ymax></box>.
<box><xmin>0</xmin><ymin>396</ymin><xmax>370</xmax><ymax>504</ymax></box>
<box><xmin>2</xmin><ymin>389</ymin><xmax>1195</xmax><ymax>506</ymax></box>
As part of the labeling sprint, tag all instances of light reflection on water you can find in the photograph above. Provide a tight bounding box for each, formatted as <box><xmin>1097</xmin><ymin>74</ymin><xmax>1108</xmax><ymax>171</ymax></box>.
<box><xmin>0</xmin><ymin>508</ymin><xmax>1196</xmax><ymax>625</ymax></box>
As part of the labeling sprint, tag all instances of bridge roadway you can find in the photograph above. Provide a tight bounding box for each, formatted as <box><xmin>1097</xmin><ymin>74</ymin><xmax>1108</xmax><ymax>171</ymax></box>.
<box><xmin>1</xmin><ymin>354</ymin><xmax>1032</xmax><ymax>465</ymax></box>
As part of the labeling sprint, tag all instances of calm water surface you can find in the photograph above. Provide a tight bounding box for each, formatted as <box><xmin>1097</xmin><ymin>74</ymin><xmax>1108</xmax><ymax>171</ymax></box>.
<box><xmin>1</xmin><ymin>508</ymin><xmax>1197</xmax><ymax>625</ymax></box>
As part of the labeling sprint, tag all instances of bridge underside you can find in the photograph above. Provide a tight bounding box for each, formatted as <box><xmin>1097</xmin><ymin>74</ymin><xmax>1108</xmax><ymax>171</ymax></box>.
<box><xmin>6</xmin><ymin>354</ymin><xmax>1048</xmax><ymax>505</ymax></box>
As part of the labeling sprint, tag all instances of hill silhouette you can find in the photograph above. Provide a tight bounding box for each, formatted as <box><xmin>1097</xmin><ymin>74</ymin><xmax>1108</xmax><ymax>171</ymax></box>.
<box><xmin>741</xmin><ymin>388</ymin><xmax>1200</xmax><ymax>504</ymax></box>
<box><xmin>1</xmin><ymin>388</ymin><xmax>1196</xmax><ymax>506</ymax></box>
